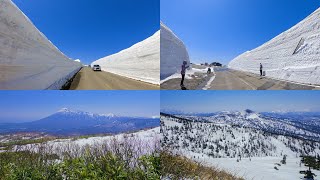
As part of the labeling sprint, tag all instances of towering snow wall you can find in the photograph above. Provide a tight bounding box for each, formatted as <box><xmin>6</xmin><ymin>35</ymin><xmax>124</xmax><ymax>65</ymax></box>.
<box><xmin>0</xmin><ymin>0</ymin><xmax>81</xmax><ymax>90</ymax></box>
<box><xmin>160</xmin><ymin>22</ymin><xmax>190</xmax><ymax>80</ymax></box>
<box><xmin>229</xmin><ymin>8</ymin><xmax>320</xmax><ymax>85</ymax></box>
<box><xmin>92</xmin><ymin>31</ymin><xmax>160</xmax><ymax>85</ymax></box>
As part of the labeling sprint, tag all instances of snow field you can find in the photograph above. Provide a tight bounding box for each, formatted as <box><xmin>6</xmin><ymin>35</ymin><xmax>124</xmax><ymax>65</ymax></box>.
<box><xmin>192</xmin><ymin>155</ymin><xmax>320</xmax><ymax>180</ymax></box>
<box><xmin>14</xmin><ymin>128</ymin><xmax>160</xmax><ymax>157</ymax></box>
<box><xmin>161</xmin><ymin>115</ymin><xmax>320</xmax><ymax>179</ymax></box>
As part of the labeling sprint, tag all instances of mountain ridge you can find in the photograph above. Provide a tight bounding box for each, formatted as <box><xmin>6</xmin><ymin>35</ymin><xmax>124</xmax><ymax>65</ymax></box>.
<box><xmin>0</xmin><ymin>109</ymin><xmax>160</xmax><ymax>136</ymax></box>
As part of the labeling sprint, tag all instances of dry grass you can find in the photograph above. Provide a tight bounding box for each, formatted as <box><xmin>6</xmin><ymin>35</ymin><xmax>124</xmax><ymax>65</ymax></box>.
<box><xmin>161</xmin><ymin>152</ymin><xmax>244</xmax><ymax>180</ymax></box>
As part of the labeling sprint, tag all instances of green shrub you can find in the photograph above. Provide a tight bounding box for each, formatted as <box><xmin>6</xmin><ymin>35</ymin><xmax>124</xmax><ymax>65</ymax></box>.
<box><xmin>0</xmin><ymin>151</ymin><xmax>160</xmax><ymax>180</ymax></box>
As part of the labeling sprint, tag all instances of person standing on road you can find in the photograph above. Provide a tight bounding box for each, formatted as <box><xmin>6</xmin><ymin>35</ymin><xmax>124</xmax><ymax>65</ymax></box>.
<box><xmin>260</xmin><ymin>63</ymin><xmax>263</xmax><ymax>76</ymax></box>
<box><xmin>181</xmin><ymin>60</ymin><xmax>189</xmax><ymax>87</ymax></box>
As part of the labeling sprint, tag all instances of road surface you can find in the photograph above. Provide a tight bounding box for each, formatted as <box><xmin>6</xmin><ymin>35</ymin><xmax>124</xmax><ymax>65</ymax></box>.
<box><xmin>210</xmin><ymin>68</ymin><xmax>317</xmax><ymax>90</ymax></box>
<box><xmin>160</xmin><ymin>67</ymin><xmax>318</xmax><ymax>90</ymax></box>
<box><xmin>69</xmin><ymin>67</ymin><xmax>159</xmax><ymax>90</ymax></box>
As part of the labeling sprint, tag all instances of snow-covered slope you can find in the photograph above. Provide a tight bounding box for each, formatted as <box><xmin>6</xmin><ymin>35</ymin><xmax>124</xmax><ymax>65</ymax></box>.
<box><xmin>160</xmin><ymin>22</ymin><xmax>190</xmax><ymax>80</ymax></box>
<box><xmin>92</xmin><ymin>31</ymin><xmax>160</xmax><ymax>85</ymax></box>
<box><xmin>229</xmin><ymin>8</ymin><xmax>320</xmax><ymax>85</ymax></box>
<box><xmin>175</xmin><ymin>110</ymin><xmax>320</xmax><ymax>141</ymax></box>
<box><xmin>13</xmin><ymin>127</ymin><xmax>160</xmax><ymax>157</ymax></box>
<box><xmin>161</xmin><ymin>115</ymin><xmax>320</xmax><ymax>158</ymax></box>
<box><xmin>0</xmin><ymin>0</ymin><xmax>82</xmax><ymax>90</ymax></box>
<box><xmin>161</xmin><ymin>114</ymin><xmax>320</xmax><ymax>180</ymax></box>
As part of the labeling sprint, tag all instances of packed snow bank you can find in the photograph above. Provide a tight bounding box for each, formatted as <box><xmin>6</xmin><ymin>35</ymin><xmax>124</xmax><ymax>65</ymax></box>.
<box><xmin>0</xmin><ymin>0</ymin><xmax>81</xmax><ymax>90</ymax></box>
<box><xmin>229</xmin><ymin>8</ymin><xmax>320</xmax><ymax>85</ymax></box>
<box><xmin>160</xmin><ymin>67</ymin><xmax>211</xmax><ymax>83</ymax></box>
<box><xmin>160</xmin><ymin>22</ymin><xmax>190</xmax><ymax>80</ymax></box>
<box><xmin>92</xmin><ymin>31</ymin><xmax>160</xmax><ymax>85</ymax></box>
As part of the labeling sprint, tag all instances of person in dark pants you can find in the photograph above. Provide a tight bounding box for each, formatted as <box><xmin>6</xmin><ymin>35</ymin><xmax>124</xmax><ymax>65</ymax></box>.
<box><xmin>260</xmin><ymin>63</ymin><xmax>263</xmax><ymax>76</ymax></box>
<box><xmin>181</xmin><ymin>60</ymin><xmax>189</xmax><ymax>87</ymax></box>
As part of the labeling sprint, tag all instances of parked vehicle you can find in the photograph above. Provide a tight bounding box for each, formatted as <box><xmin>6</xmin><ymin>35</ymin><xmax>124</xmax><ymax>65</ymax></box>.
<box><xmin>92</xmin><ymin>65</ymin><xmax>101</xmax><ymax>71</ymax></box>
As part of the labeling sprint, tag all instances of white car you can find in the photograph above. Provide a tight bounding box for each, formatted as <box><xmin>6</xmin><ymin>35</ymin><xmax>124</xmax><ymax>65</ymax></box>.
<box><xmin>92</xmin><ymin>65</ymin><xmax>101</xmax><ymax>71</ymax></box>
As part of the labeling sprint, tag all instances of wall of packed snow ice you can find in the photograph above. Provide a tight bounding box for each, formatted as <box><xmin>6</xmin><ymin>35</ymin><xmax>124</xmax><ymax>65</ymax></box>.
<box><xmin>160</xmin><ymin>22</ymin><xmax>190</xmax><ymax>80</ymax></box>
<box><xmin>0</xmin><ymin>0</ymin><xmax>81</xmax><ymax>90</ymax></box>
<box><xmin>229</xmin><ymin>8</ymin><xmax>320</xmax><ymax>85</ymax></box>
<box><xmin>92</xmin><ymin>31</ymin><xmax>160</xmax><ymax>85</ymax></box>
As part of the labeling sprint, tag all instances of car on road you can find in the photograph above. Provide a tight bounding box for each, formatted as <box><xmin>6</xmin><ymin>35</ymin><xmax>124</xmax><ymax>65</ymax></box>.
<box><xmin>92</xmin><ymin>65</ymin><xmax>101</xmax><ymax>71</ymax></box>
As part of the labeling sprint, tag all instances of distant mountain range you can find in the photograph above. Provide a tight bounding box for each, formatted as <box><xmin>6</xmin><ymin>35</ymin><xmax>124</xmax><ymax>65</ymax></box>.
<box><xmin>161</xmin><ymin>109</ymin><xmax>320</xmax><ymax>141</ymax></box>
<box><xmin>0</xmin><ymin>108</ymin><xmax>159</xmax><ymax>136</ymax></box>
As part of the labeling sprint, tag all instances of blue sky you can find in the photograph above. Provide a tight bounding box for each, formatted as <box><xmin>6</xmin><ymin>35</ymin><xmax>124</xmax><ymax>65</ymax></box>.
<box><xmin>161</xmin><ymin>0</ymin><xmax>320</xmax><ymax>65</ymax></box>
<box><xmin>13</xmin><ymin>0</ymin><xmax>159</xmax><ymax>65</ymax></box>
<box><xmin>0</xmin><ymin>91</ymin><xmax>160</xmax><ymax>123</ymax></box>
<box><xmin>161</xmin><ymin>91</ymin><xmax>320</xmax><ymax>113</ymax></box>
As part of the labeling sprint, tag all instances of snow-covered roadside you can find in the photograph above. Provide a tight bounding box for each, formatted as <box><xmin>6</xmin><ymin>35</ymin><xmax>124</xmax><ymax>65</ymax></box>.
<box><xmin>160</xmin><ymin>67</ymin><xmax>212</xmax><ymax>83</ymax></box>
<box><xmin>0</xmin><ymin>0</ymin><xmax>82</xmax><ymax>90</ymax></box>
<box><xmin>92</xmin><ymin>31</ymin><xmax>160</xmax><ymax>85</ymax></box>
<box><xmin>229</xmin><ymin>8</ymin><xmax>320</xmax><ymax>85</ymax></box>
<box><xmin>46</xmin><ymin>67</ymin><xmax>82</xmax><ymax>89</ymax></box>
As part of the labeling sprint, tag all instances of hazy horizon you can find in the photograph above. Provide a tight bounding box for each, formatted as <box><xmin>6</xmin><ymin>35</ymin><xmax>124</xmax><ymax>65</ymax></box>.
<box><xmin>0</xmin><ymin>91</ymin><xmax>160</xmax><ymax>123</ymax></box>
<box><xmin>161</xmin><ymin>91</ymin><xmax>320</xmax><ymax>113</ymax></box>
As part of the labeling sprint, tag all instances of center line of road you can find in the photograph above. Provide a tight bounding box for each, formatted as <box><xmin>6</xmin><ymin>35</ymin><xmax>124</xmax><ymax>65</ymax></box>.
<box><xmin>229</xmin><ymin>71</ymin><xmax>255</xmax><ymax>90</ymax></box>
<box><xmin>202</xmin><ymin>75</ymin><xmax>216</xmax><ymax>90</ymax></box>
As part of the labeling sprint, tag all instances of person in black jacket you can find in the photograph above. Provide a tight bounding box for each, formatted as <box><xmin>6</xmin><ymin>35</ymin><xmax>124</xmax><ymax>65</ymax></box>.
<box><xmin>260</xmin><ymin>63</ymin><xmax>263</xmax><ymax>76</ymax></box>
<box><xmin>181</xmin><ymin>60</ymin><xmax>189</xmax><ymax>87</ymax></box>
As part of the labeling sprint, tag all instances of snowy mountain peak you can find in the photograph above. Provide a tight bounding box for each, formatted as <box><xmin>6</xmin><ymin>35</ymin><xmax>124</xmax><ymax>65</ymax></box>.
<box><xmin>102</xmin><ymin>113</ymin><xmax>116</xmax><ymax>118</ymax></box>
<box><xmin>56</xmin><ymin>108</ymin><xmax>88</xmax><ymax>115</ymax></box>
<box><xmin>58</xmin><ymin>108</ymin><xmax>73</xmax><ymax>113</ymax></box>
<box><xmin>244</xmin><ymin>109</ymin><xmax>255</xmax><ymax>114</ymax></box>
<box><xmin>55</xmin><ymin>109</ymin><xmax>119</xmax><ymax>119</ymax></box>
<box><xmin>166</xmin><ymin>111</ymin><xmax>320</xmax><ymax>141</ymax></box>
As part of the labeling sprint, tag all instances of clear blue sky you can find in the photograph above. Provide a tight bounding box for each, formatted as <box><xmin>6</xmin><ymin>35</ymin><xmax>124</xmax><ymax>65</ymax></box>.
<box><xmin>161</xmin><ymin>0</ymin><xmax>320</xmax><ymax>65</ymax></box>
<box><xmin>161</xmin><ymin>91</ymin><xmax>320</xmax><ymax>113</ymax></box>
<box><xmin>13</xmin><ymin>0</ymin><xmax>160</xmax><ymax>65</ymax></box>
<box><xmin>0</xmin><ymin>91</ymin><xmax>160</xmax><ymax>123</ymax></box>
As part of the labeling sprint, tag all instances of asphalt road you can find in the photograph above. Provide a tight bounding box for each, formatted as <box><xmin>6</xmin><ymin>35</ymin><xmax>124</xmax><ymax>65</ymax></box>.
<box><xmin>210</xmin><ymin>68</ymin><xmax>317</xmax><ymax>90</ymax></box>
<box><xmin>69</xmin><ymin>67</ymin><xmax>159</xmax><ymax>90</ymax></box>
<box><xmin>160</xmin><ymin>67</ymin><xmax>318</xmax><ymax>90</ymax></box>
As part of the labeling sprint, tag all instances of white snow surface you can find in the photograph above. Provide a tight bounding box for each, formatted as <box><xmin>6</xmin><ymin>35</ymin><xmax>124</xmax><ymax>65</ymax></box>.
<box><xmin>160</xmin><ymin>22</ymin><xmax>190</xmax><ymax>80</ymax></box>
<box><xmin>229</xmin><ymin>8</ymin><xmax>320</xmax><ymax>85</ymax></box>
<box><xmin>92</xmin><ymin>31</ymin><xmax>160</xmax><ymax>85</ymax></box>
<box><xmin>160</xmin><ymin>67</ymin><xmax>209</xmax><ymax>83</ymax></box>
<box><xmin>0</xmin><ymin>0</ymin><xmax>82</xmax><ymax>89</ymax></box>
<box><xmin>162</xmin><ymin>115</ymin><xmax>320</xmax><ymax>180</ymax></box>
<box><xmin>190</xmin><ymin>155</ymin><xmax>320</xmax><ymax>180</ymax></box>
<box><xmin>14</xmin><ymin>128</ymin><xmax>160</xmax><ymax>157</ymax></box>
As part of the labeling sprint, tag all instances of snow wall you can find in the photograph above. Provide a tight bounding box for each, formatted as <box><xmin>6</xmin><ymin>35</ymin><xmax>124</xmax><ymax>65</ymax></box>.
<box><xmin>229</xmin><ymin>8</ymin><xmax>320</xmax><ymax>85</ymax></box>
<box><xmin>0</xmin><ymin>0</ymin><xmax>82</xmax><ymax>90</ymax></box>
<box><xmin>92</xmin><ymin>31</ymin><xmax>160</xmax><ymax>85</ymax></box>
<box><xmin>160</xmin><ymin>22</ymin><xmax>190</xmax><ymax>80</ymax></box>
